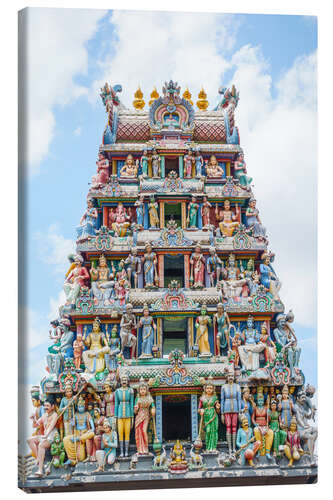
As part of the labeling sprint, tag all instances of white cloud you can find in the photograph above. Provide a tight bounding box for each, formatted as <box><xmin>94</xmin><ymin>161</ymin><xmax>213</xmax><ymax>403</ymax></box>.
<box><xmin>73</xmin><ymin>125</ymin><xmax>82</xmax><ymax>136</ymax></box>
<box><xmin>24</xmin><ymin>7</ymin><xmax>106</xmax><ymax>173</ymax></box>
<box><xmin>34</xmin><ymin>223</ymin><xmax>75</xmax><ymax>277</ymax></box>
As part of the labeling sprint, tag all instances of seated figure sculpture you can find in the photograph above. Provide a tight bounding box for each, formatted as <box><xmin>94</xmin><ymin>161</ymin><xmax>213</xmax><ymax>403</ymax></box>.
<box><xmin>238</xmin><ymin>316</ymin><xmax>265</xmax><ymax>371</ymax></box>
<box><xmin>63</xmin><ymin>255</ymin><xmax>90</xmax><ymax>307</ymax></box>
<box><xmin>82</xmin><ymin>317</ymin><xmax>110</xmax><ymax>374</ymax></box>
<box><xmin>90</xmin><ymin>254</ymin><xmax>116</xmax><ymax>306</ymax></box>
<box><xmin>251</xmin><ymin>388</ymin><xmax>274</xmax><ymax>459</ymax></box>
<box><xmin>76</xmin><ymin>198</ymin><xmax>98</xmax><ymax>242</ymax></box>
<box><xmin>259</xmin><ymin>252</ymin><xmax>281</xmax><ymax>302</ymax></box>
<box><xmin>215</xmin><ymin>200</ymin><xmax>240</xmax><ymax>237</ymax></box>
<box><xmin>120</xmin><ymin>154</ymin><xmax>138</xmax><ymax>178</ymax></box>
<box><xmin>219</xmin><ymin>253</ymin><xmax>247</xmax><ymax>302</ymax></box>
<box><xmin>109</xmin><ymin>202</ymin><xmax>131</xmax><ymax>237</ymax></box>
<box><xmin>46</xmin><ymin>317</ymin><xmax>74</xmax><ymax>375</ymax></box>
<box><xmin>206</xmin><ymin>155</ymin><xmax>224</xmax><ymax>178</ymax></box>
<box><xmin>273</xmin><ymin>311</ymin><xmax>301</xmax><ymax>379</ymax></box>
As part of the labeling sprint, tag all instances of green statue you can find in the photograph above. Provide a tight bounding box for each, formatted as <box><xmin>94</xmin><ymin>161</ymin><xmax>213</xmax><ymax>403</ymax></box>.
<box><xmin>50</xmin><ymin>431</ymin><xmax>66</xmax><ymax>468</ymax></box>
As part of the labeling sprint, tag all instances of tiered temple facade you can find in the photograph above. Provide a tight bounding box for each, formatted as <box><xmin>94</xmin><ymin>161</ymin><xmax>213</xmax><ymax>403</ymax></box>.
<box><xmin>21</xmin><ymin>80</ymin><xmax>317</xmax><ymax>491</ymax></box>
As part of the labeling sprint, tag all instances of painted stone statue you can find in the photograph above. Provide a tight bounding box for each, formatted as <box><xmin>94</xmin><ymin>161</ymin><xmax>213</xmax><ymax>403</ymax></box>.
<box><xmin>148</xmin><ymin>196</ymin><xmax>159</xmax><ymax>228</ymax></box>
<box><xmin>95</xmin><ymin>419</ymin><xmax>118</xmax><ymax>472</ymax></box>
<box><xmin>214</xmin><ymin>303</ymin><xmax>231</xmax><ymax>356</ymax></box>
<box><xmin>134</xmin><ymin>194</ymin><xmax>145</xmax><ymax>228</ymax></box>
<box><xmin>215</xmin><ymin>200</ymin><xmax>240</xmax><ymax>237</ymax></box>
<box><xmin>109</xmin><ymin>202</ymin><xmax>131</xmax><ymax>237</ymax></box>
<box><xmin>195</xmin><ymin>150</ymin><xmax>204</xmax><ymax>177</ymax></box>
<box><xmin>294</xmin><ymin>389</ymin><xmax>317</xmax><ymax>461</ymax></box>
<box><xmin>120</xmin><ymin>154</ymin><xmax>138</xmax><ymax>178</ymax></box>
<box><xmin>151</xmin><ymin>148</ymin><xmax>161</xmax><ymax>178</ymax></box>
<box><xmin>245</xmin><ymin>198</ymin><xmax>267</xmax><ymax>241</ymax></box>
<box><xmin>187</xmin><ymin>196</ymin><xmax>199</xmax><ymax>228</ymax></box>
<box><xmin>119</xmin><ymin>303</ymin><xmax>137</xmax><ymax>356</ymax></box>
<box><xmin>115</xmin><ymin>375</ymin><xmax>134</xmax><ymax>457</ymax></box>
<box><xmin>125</xmin><ymin>247</ymin><xmax>141</xmax><ymax>289</ymax></box>
<box><xmin>82</xmin><ymin>317</ymin><xmax>110</xmax><ymax>374</ymax></box>
<box><xmin>220</xmin><ymin>371</ymin><xmax>242</xmax><ymax>455</ymax></box>
<box><xmin>190</xmin><ymin>244</ymin><xmax>205</xmax><ymax>288</ymax></box>
<box><xmin>238</xmin><ymin>316</ymin><xmax>265</xmax><ymax>371</ymax></box>
<box><xmin>220</xmin><ymin>253</ymin><xmax>247</xmax><ymax>301</ymax></box>
<box><xmin>269</xmin><ymin>399</ymin><xmax>287</xmax><ymax>457</ymax></box>
<box><xmin>234</xmin><ymin>152</ymin><xmax>252</xmax><ymax>189</ymax></box>
<box><xmin>76</xmin><ymin>198</ymin><xmax>98</xmax><ymax>242</ymax></box>
<box><xmin>206</xmin><ymin>246</ymin><xmax>222</xmax><ymax>287</ymax></box>
<box><xmin>92</xmin><ymin>152</ymin><xmax>110</xmax><ymax>188</ymax></box>
<box><xmin>90</xmin><ymin>254</ymin><xmax>115</xmax><ymax>306</ymax></box>
<box><xmin>140</xmin><ymin>149</ymin><xmax>149</xmax><ymax>177</ymax></box>
<box><xmin>283</xmin><ymin>417</ymin><xmax>302</xmax><ymax>467</ymax></box>
<box><xmin>236</xmin><ymin>416</ymin><xmax>260</xmax><ymax>466</ymax></box>
<box><xmin>251</xmin><ymin>389</ymin><xmax>273</xmax><ymax>458</ymax></box>
<box><xmin>105</xmin><ymin>326</ymin><xmax>120</xmax><ymax>371</ymax></box>
<box><xmin>184</xmin><ymin>149</ymin><xmax>195</xmax><ymax>178</ymax></box>
<box><xmin>195</xmin><ymin>307</ymin><xmax>212</xmax><ymax>357</ymax></box>
<box><xmin>206</xmin><ymin>155</ymin><xmax>224</xmax><ymax>178</ymax></box>
<box><xmin>259</xmin><ymin>252</ymin><xmax>281</xmax><ymax>302</ymax></box>
<box><xmin>134</xmin><ymin>379</ymin><xmax>155</xmax><ymax>455</ymax></box>
<box><xmin>201</xmin><ymin>196</ymin><xmax>212</xmax><ymax>229</ymax></box>
<box><xmin>63</xmin><ymin>395</ymin><xmax>95</xmax><ymax>464</ymax></box>
<box><xmin>273</xmin><ymin>311</ymin><xmax>301</xmax><ymax>379</ymax></box>
<box><xmin>198</xmin><ymin>377</ymin><xmax>220</xmax><ymax>451</ymax></box>
<box><xmin>63</xmin><ymin>254</ymin><xmax>90</xmax><ymax>307</ymax></box>
<box><xmin>142</xmin><ymin>243</ymin><xmax>158</xmax><ymax>288</ymax></box>
<box><xmin>138</xmin><ymin>304</ymin><xmax>156</xmax><ymax>359</ymax></box>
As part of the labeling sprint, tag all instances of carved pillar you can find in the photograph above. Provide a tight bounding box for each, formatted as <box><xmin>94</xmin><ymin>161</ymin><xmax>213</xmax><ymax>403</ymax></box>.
<box><xmin>112</xmin><ymin>159</ymin><xmax>117</xmax><ymax>175</ymax></box>
<box><xmin>226</xmin><ymin>161</ymin><xmax>231</xmax><ymax>177</ymax></box>
<box><xmin>158</xmin><ymin>254</ymin><xmax>164</xmax><ymax>288</ymax></box>
<box><xmin>155</xmin><ymin>395</ymin><xmax>163</xmax><ymax>443</ymax></box>
<box><xmin>157</xmin><ymin>318</ymin><xmax>163</xmax><ymax>357</ymax></box>
<box><xmin>184</xmin><ymin>254</ymin><xmax>190</xmax><ymax>288</ymax></box>
<box><xmin>181</xmin><ymin>201</ymin><xmax>187</xmax><ymax>229</ymax></box>
<box><xmin>191</xmin><ymin>394</ymin><xmax>199</xmax><ymax>441</ymax></box>
<box><xmin>188</xmin><ymin>317</ymin><xmax>194</xmax><ymax>356</ymax></box>
<box><xmin>179</xmin><ymin>155</ymin><xmax>184</xmax><ymax>178</ymax></box>
<box><xmin>160</xmin><ymin>201</ymin><xmax>165</xmax><ymax>228</ymax></box>
<box><xmin>103</xmin><ymin>206</ymin><xmax>108</xmax><ymax>227</ymax></box>
<box><xmin>160</xmin><ymin>156</ymin><xmax>165</xmax><ymax>178</ymax></box>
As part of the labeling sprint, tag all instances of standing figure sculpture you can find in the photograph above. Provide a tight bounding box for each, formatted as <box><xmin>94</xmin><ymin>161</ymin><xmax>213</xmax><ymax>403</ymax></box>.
<box><xmin>134</xmin><ymin>194</ymin><xmax>145</xmax><ymax>228</ymax></box>
<box><xmin>214</xmin><ymin>303</ymin><xmax>231</xmax><ymax>356</ymax></box>
<box><xmin>92</xmin><ymin>152</ymin><xmax>110</xmax><ymax>188</ymax></box>
<box><xmin>115</xmin><ymin>375</ymin><xmax>134</xmax><ymax>457</ymax></box>
<box><xmin>294</xmin><ymin>389</ymin><xmax>317</xmax><ymax>461</ymax></box>
<box><xmin>184</xmin><ymin>149</ymin><xmax>195</xmax><ymax>178</ymax></box>
<box><xmin>251</xmin><ymin>389</ymin><xmax>274</xmax><ymax>459</ymax></box>
<box><xmin>63</xmin><ymin>254</ymin><xmax>90</xmax><ymax>307</ymax></box>
<box><xmin>245</xmin><ymin>198</ymin><xmax>267</xmax><ymax>241</ymax></box>
<box><xmin>120</xmin><ymin>154</ymin><xmax>138</xmax><ymax>178</ymax></box>
<box><xmin>140</xmin><ymin>149</ymin><xmax>149</xmax><ymax>177</ymax></box>
<box><xmin>195</xmin><ymin>307</ymin><xmax>212</xmax><ymax>357</ymax></box>
<box><xmin>105</xmin><ymin>326</ymin><xmax>121</xmax><ymax>371</ymax></box>
<box><xmin>134</xmin><ymin>379</ymin><xmax>155</xmax><ymax>455</ymax></box>
<box><xmin>234</xmin><ymin>152</ymin><xmax>252</xmax><ymax>190</ymax></box>
<box><xmin>59</xmin><ymin>382</ymin><xmax>78</xmax><ymax>437</ymax></box>
<box><xmin>278</xmin><ymin>384</ymin><xmax>295</xmax><ymax>430</ymax></box>
<box><xmin>90</xmin><ymin>254</ymin><xmax>115</xmax><ymax>306</ymax></box>
<box><xmin>220</xmin><ymin>371</ymin><xmax>242</xmax><ymax>456</ymax></box>
<box><xmin>148</xmin><ymin>196</ymin><xmax>159</xmax><ymax>228</ymax></box>
<box><xmin>198</xmin><ymin>378</ymin><xmax>220</xmax><ymax>452</ymax></box>
<box><xmin>82</xmin><ymin>317</ymin><xmax>110</xmax><ymax>374</ymax></box>
<box><xmin>63</xmin><ymin>395</ymin><xmax>95</xmax><ymax>464</ymax></box>
<box><xmin>76</xmin><ymin>198</ymin><xmax>98</xmax><ymax>242</ymax></box>
<box><xmin>195</xmin><ymin>150</ymin><xmax>204</xmax><ymax>177</ymax></box>
<box><xmin>103</xmin><ymin>374</ymin><xmax>115</xmax><ymax>418</ymax></box>
<box><xmin>151</xmin><ymin>148</ymin><xmax>161</xmax><ymax>178</ymax></box>
<box><xmin>273</xmin><ymin>311</ymin><xmax>301</xmax><ymax>379</ymax></box>
<box><xmin>125</xmin><ymin>247</ymin><xmax>141</xmax><ymax>289</ymax></box>
<box><xmin>269</xmin><ymin>399</ymin><xmax>287</xmax><ymax>457</ymax></box>
<box><xmin>119</xmin><ymin>303</ymin><xmax>137</xmax><ymax>357</ymax></box>
<box><xmin>259</xmin><ymin>252</ymin><xmax>281</xmax><ymax>302</ymax></box>
<box><xmin>206</xmin><ymin>246</ymin><xmax>223</xmax><ymax>287</ymax></box>
<box><xmin>240</xmin><ymin>385</ymin><xmax>253</xmax><ymax>428</ymax></box>
<box><xmin>201</xmin><ymin>196</ymin><xmax>212</xmax><ymax>229</ymax></box>
<box><xmin>138</xmin><ymin>304</ymin><xmax>156</xmax><ymax>359</ymax></box>
<box><xmin>215</xmin><ymin>201</ymin><xmax>240</xmax><ymax>237</ymax></box>
<box><xmin>142</xmin><ymin>243</ymin><xmax>158</xmax><ymax>288</ymax></box>
<box><xmin>73</xmin><ymin>330</ymin><xmax>84</xmax><ymax>371</ymax></box>
<box><xmin>187</xmin><ymin>196</ymin><xmax>199</xmax><ymax>229</ymax></box>
<box><xmin>190</xmin><ymin>244</ymin><xmax>205</xmax><ymax>288</ymax></box>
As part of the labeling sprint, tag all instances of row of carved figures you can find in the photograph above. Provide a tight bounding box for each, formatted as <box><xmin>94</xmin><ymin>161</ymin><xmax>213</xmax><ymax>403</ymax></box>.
<box><xmin>76</xmin><ymin>197</ymin><xmax>266</xmax><ymax>242</ymax></box>
<box><xmin>91</xmin><ymin>151</ymin><xmax>252</xmax><ymax>184</ymax></box>
<box><xmin>28</xmin><ymin>375</ymin><xmax>316</xmax><ymax>477</ymax></box>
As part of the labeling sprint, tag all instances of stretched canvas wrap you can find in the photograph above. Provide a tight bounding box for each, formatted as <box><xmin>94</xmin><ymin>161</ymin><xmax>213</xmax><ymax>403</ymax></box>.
<box><xmin>18</xmin><ymin>7</ymin><xmax>318</xmax><ymax>492</ymax></box>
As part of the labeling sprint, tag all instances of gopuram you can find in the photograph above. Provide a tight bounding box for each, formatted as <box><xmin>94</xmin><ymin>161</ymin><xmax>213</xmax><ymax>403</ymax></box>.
<box><xmin>21</xmin><ymin>80</ymin><xmax>317</xmax><ymax>492</ymax></box>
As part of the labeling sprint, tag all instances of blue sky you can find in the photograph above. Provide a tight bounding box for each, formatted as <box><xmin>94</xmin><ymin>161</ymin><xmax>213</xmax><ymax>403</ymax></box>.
<box><xmin>21</xmin><ymin>9</ymin><xmax>317</xmax><ymax>397</ymax></box>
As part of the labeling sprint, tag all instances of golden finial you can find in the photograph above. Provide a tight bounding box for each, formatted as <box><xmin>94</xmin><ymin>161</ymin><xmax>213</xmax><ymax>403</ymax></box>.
<box><xmin>149</xmin><ymin>87</ymin><xmax>160</xmax><ymax>107</ymax></box>
<box><xmin>133</xmin><ymin>86</ymin><xmax>145</xmax><ymax>110</ymax></box>
<box><xmin>196</xmin><ymin>87</ymin><xmax>209</xmax><ymax>110</ymax></box>
<box><xmin>183</xmin><ymin>87</ymin><xmax>193</xmax><ymax>106</ymax></box>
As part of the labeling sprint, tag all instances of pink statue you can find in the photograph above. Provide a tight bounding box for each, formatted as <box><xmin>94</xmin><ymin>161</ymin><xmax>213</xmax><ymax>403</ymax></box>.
<box><xmin>201</xmin><ymin>196</ymin><xmax>212</xmax><ymax>228</ymax></box>
<box><xmin>134</xmin><ymin>379</ymin><xmax>156</xmax><ymax>455</ymax></box>
<box><xmin>109</xmin><ymin>202</ymin><xmax>130</xmax><ymax>237</ymax></box>
<box><xmin>184</xmin><ymin>149</ymin><xmax>195</xmax><ymax>178</ymax></box>
<box><xmin>190</xmin><ymin>244</ymin><xmax>205</xmax><ymax>288</ymax></box>
<box><xmin>92</xmin><ymin>152</ymin><xmax>110</xmax><ymax>188</ymax></box>
<box><xmin>73</xmin><ymin>330</ymin><xmax>84</xmax><ymax>370</ymax></box>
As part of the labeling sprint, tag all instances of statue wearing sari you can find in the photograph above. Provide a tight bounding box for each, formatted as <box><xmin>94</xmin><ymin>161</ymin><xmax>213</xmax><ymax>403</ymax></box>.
<box><xmin>134</xmin><ymin>380</ymin><xmax>155</xmax><ymax>455</ymax></box>
<box><xmin>195</xmin><ymin>307</ymin><xmax>212</xmax><ymax>356</ymax></box>
<box><xmin>198</xmin><ymin>380</ymin><xmax>220</xmax><ymax>451</ymax></box>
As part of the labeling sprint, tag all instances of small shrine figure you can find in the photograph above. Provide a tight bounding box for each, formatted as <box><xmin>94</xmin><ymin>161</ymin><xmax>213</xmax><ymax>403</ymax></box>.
<box><xmin>134</xmin><ymin>378</ymin><xmax>155</xmax><ymax>455</ymax></box>
<box><xmin>134</xmin><ymin>194</ymin><xmax>145</xmax><ymax>228</ymax></box>
<box><xmin>82</xmin><ymin>317</ymin><xmax>110</xmax><ymax>374</ymax></box>
<box><xmin>231</xmin><ymin>329</ymin><xmax>242</xmax><ymax>368</ymax></box>
<box><xmin>190</xmin><ymin>244</ymin><xmax>205</xmax><ymax>288</ymax></box>
<box><xmin>245</xmin><ymin>198</ymin><xmax>267</xmax><ymax>241</ymax></box>
<box><xmin>214</xmin><ymin>303</ymin><xmax>231</xmax><ymax>356</ymax></box>
<box><xmin>201</xmin><ymin>196</ymin><xmax>212</xmax><ymax>229</ymax></box>
<box><xmin>148</xmin><ymin>196</ymin><xmax>159</xmax><ymax>228</ymax></box>
<box><xmin>283</xmin><ymin>417</ymin><xmax>302</xmax><ymax>467</ymax></box>
<box><xmin>195</xmin><ymin>307</ymin><xmax>212</xmax><ymax>357</ymax></box>
<box><xmin>220</xmin><ymin>253</ymin><xmax>247</xmax><ymax>301</ymax></box>
<box><xmin>169</xmin><ymin>440</ymin><xmax>188</xmax><ymax>473</ymax></box>
<box><xmin>95</xmin><ymin>419</ymin><xmax>118</xmax><ymax>472</ymax></box>
<box><xmin>119</xmin><ymin>303</ymin><xmax>137</xmax><ymax>357</ymax></box>
<box><xmin>63</xmin><ymin>254</ymin><xmax>90</xmax><ymax>306</ymax></box>
<box><xmin>206</xmin><ymin>155</ymin><xmax>224</xmax><ymax>178</ymax></box>
<box><xmin>115</xmin><ymin>375</ymin><xmax>134</xmax><ymax>457</ymax></box>
<box><xmin>93</xmin><ymin>405</ymin><xmax>105</xmax><ymax>457</ymax></box>
<box><xmin>125</xmin><ymin>247</ymin><xmax>142</xmax><ymax>288</ymax></box>
<box><xmin>138</xmin><ymin>304</ymin><xmax>156</xmax><ymax>359</ymax></box>
<box><xmin>103</xmin><ymin>373</ymin><xmax>115</xmax><ymax>418</ymax></box>
<box><xmin>251</xmin><ymin>388</ymin><xmax>274</xmax><ymax>458</ymax></box>
<box><xmin>63</xmin><ymin>395</ymin><xmax>95</xmax><ymax>464</ymax></box>
<box><xmin>198</xmin><ymin>377</ymin><xmax>220</xmax><ymax>451</ymax></box>
<box><xmin>151</xmin><ymin>148</ymin><xmax>161</xmax><ymax>178</ymax></box>
<box><xmin>109</xmin><ymin>202</ymin><xmax>131</xmax><ymax>237</ymax></box>
<box><xmin>269</xmin><ymin>399</ymin><xmax>287</xmax><ymax>457</ymax></box>
<box><xmin>142</xmin><ymin>243</ymin><xmax>158</xmax><ymax>288</ymax></box>
<box><xmin>27</xmin><ymin>397</ymin><xmax>59</xmax><ymax>477</ymax></box>
<box><xmin>220</xmin><ymin>370</ymin><xmax>242</xmax><ymax>456</ymax></box>
<box><xmin>278</xmin><ymin>384</ymin><xmax>295</xmax><ymax>430</ymax></box>
<box><xmin>120</xmin><ymin>154</ymin><xmax>138</xmax><ymax>178</ymax></box>
<box><xmin>105</xmin><ymin>326</ymin><xmax>121</xmax><ymax>371</ymax></box>
<box><xmin>215</xmin><ymin>200</ymin><xmax>240</xmax><ymax>237</ymax></box>
<box><xmin>236</xmin><ymin>416</ymin><xmax>261</xmax><ymax>466</ymax></box>
<box><xmin>73</xmin><ymin>330</ymin><xmax>84</xmax><ymax>370</ymax></box>
<box><xmin>240</xmin><ymin>385</ymin><xmax>253</xmax><ymax>428</ymax></box>
<box><xmin>184</xmin><ymin>148</ymin><xmax>195</xmax><ymax>178</ymax></box>
<box><xmin>273</xmin><ymin>311</ymin><xmax>301</xmax><ymax>379</ymax></box>
<box><xmin>76</xmin><ymin>198</ymin><xmax>98</xmax><ymax>242</ymax></box>
<box><xmin>195</xmin><ymin>150</ymin><xmax>204</xmax><ymax>177</ymax></box>
<box><xmin>238</xmin><ymin>316</ymin><xmax>265</xmax><ymax>371</ymax></box>
<box><xmin>50</xmin><ymin>431</ymin><xmax>66</xmax><ymax>469</ymax></box>
<box><xmin>140</xmin><ymin>148</ymin><xmax>149</xmax><ymax>177</ymax></box>
<box><xmin>92</xmin><ymin>152</ymin><xmax>110</xmax><ymax>188</ymax></box>
<box><xmin>234</xmin><ymin>152</ymin><xmax>252</xmax><ymax>190</ymax></box>
<box><xmin>90</xmin><ymin>254</ymin><xmax>116</xmax><ymax>306</ymax></box>
<box><xmin>206</xmin><ymin>246</ymin><xmax>223</xmax><ymax>287</ymax></box>
<box><xmin>187</xmin><ymin>195</ymin><xmax>199</xmax><ymax>229</ymax></box>
<box><xmin>259</xmin><ymin>323</ymin><xmax>276</xmax><ymax>366</ymax></box>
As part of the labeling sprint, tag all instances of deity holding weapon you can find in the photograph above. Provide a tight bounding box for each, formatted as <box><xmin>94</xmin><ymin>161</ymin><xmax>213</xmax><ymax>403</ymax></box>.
<box><xmin>63</xmin><ymin>395</ymin><xmax>95</xmax><ymax>464</ymax></box>
<box><xmin>215</xmin><ymin>200</ymin><xmax>240</xmax><ymax>237</ymax></box>
<box><xmin>120</xmin><ymin>154</ymin><xmax>138</xmax><ymax>178</ymax></box>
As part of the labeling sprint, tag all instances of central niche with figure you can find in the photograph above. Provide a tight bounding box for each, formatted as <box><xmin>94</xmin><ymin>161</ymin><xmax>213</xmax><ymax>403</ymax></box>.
<box><xmin>165</xmin><ymin>157</ymin><xmax>179</xmax><ymax>177</ymax></box>
<box><xmin>162</xmin><ymin>317</ymin><xmax>188</xmax><ymax>356</ymax></box>
<box><xmin>164</xmin><ymin>253</ymin><xmax>184</xmax><ymax>287</ymax></box>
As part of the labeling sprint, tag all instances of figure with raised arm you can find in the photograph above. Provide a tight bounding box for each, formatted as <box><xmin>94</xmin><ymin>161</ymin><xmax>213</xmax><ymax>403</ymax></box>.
<box><xmin>82</xmin><ymin>317</ymin><xmax>110</xmax><ymax>374</ymax></box>
<box><xmin>63</xmin><ymin>254</ymin><xmax>90</xmax><ymax>306</ymax></box>
<box><xmin>206</xmin><ymin>155</ymin><xmax>224</xmax><ymax>178</ymax></box>
<box><xmin>92</xmin><ymin>152</ymin><xmax>110</xmax><ymax>188</ymax></box>
<box><xmin>119</xmin><ymin>303</ymin><xmax>137</xmax><ymax>357</ymax></box>
<box><xmin>63</xmin><ymin>395</ymin><xmax>95</xmax><ymax>464</ymax></box>
<box><xmin>215</xmin><ymin>200</ymin><xmax>240</xmax><ymax>237</ymax></box>
<box><xmin>273</xmin><ymin>311</ymin><xmax>301</xmax><ymax>379</ymax></box>
<box><xmin>90</xmin><ymin>254</ymin><xmax>116</xmax><ymax>306</ymax></box>
<box><xmin>76</xmin><ymin>198</ymin><xmax>98</xmax><ymax>242</ymax></box>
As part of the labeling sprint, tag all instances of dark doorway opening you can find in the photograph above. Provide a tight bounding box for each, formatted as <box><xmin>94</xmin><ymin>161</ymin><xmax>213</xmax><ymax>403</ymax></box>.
<box><xmin>162</xmin><ymin>395</ymin><xmax>191</xmax><ymax>442</ymax></box>
<box><xmin>164</xmin><ymin>202</ymin><xmax>182</xmax><ymax>228</ymax></box>
<box><xmin>163</xmin><ymin>317</ymin><xmax>187</xmax><ymax>356</ymax></box>
<box><xmin>165</xmin><ymin>158</ymin><xmax>179</xmax><ymax>177</ymax></box>
<box><xmin>164</xmin><ymin>253</ymin><xmax>184</xmax><ymax>288</ymax></box>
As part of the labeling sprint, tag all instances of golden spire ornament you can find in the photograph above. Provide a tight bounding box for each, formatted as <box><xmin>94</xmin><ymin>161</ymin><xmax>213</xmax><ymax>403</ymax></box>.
<box><xmin>196</xmin><ymin>87</ymin><xmax>209</xmax><ymax>110</ymax></box>
<box><xmin>133</xmin><ymin>86</ymin><xmax>145</xmax><ymax>109</ymax></box>
<box><xmin>149</xmin><ymin>87</ymin><xmax>160</xmax><ymax>107</ymax></box>
<box><xmin>182</xmin><ymin>87</ymin><xmax>193</xmax><ymax>106</ymax></box>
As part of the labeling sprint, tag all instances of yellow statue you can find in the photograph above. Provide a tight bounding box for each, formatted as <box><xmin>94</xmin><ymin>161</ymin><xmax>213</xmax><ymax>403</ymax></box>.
<box><xmin>149</xmin><ymin>87</ymin><xmax>159</xmax><ymax>106</ymax></box>
<box><xmin>182</xmin><ymin>87</ymin><xmax>193</xmax><ymax>105</ymax></box>
<box><xmin>169</xmin><ymin>440</ymin><xmax>188</xmax><ymax>471</ymax></box>
<box><xmin>133</xmin><ymin>86</ymin><xmax>145</xmax><ymax>109</ymax></box>
<box><xmin>82</xmin><ymin>317</ymin><xmax>110</xmax><ymax>374</ymax></box>
<box><xmin>206</xmin><ymin>155</ymin><xmax>225</xmax><ymax>178</ymax></box>
<box><xmin>195</xmin><ymin>307</ymin><xmax>212</xmax><ymax>357</ymax></box>
<box><xmin>120</xmin><ymin>154</ymin><xmax>138</xmax><ymax>178</ymax></box>
<box><xmin>63</xmin><ymin>396</ymin><xmax>95</xmax><ymax>464</ymax></box>
<box><xmin>196</xmin><ymin>87</ymin><xmax>208</xmax><ymax>110</ymax></box>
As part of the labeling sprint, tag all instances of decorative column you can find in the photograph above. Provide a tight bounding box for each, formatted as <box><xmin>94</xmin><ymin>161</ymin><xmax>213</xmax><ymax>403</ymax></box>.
<box><xmin>158</xmin><ymin>254</ymin><xmax>164</xmax><ymax>288</ymax></box>
<box><xmin>179</xmin><ymin>155</ymin><xmax>184</xmax><ymax>178</ymax></box>
<box><xmin>160</xmin><ymin>156</ymin><xmax>165</xmax><ymax>178</ymax></box>
<box><xmin>112</xmin><ymin>159</ymin><xmax>117</xmax><ymax>175</ymax></box>
<box><xmin>103</xmin><ymin>206</ymin><xmax>108</xmax><ymax>227</ymax></box>
<box><xmin>155</xmin><ymin>395</ymin><xmax>163</xmax><ymax>443</ymax></box>
<box><xmin>159</xmin><ymin>201</ymin><xmax>165</xmax><ymax>228</ymax></box>
<box><xmin>191</xmin><ymin>394</ymin><xmax>199</xmax><ymax>441</ymax></box>
<box><xmin>226</xmin><ymin>161</ymin><xmax>231</xmax><ymax>177</ymax></box>
<box><xmin>184</xmin><ymin>254</ymin><xmax>190</xmax><ymax>288</ymax></box>
<box><xmin>181</xmin><ymin>201</ymin><xmax>187</xmax><ymax>229</ymax></box>
<box><xmin>198</xmin><ymin>203</ymin><xmax>203</xmax><ymax>229</ymax></box>
<box><xmin>188</xmin><ymin>317</ymin><xmax>194</xmax><ymax>356</ymax></box>
<box><xmin>157</xmin><ymin>318</ymin><xmax>163</xmax><ymax>357</ymax></box>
